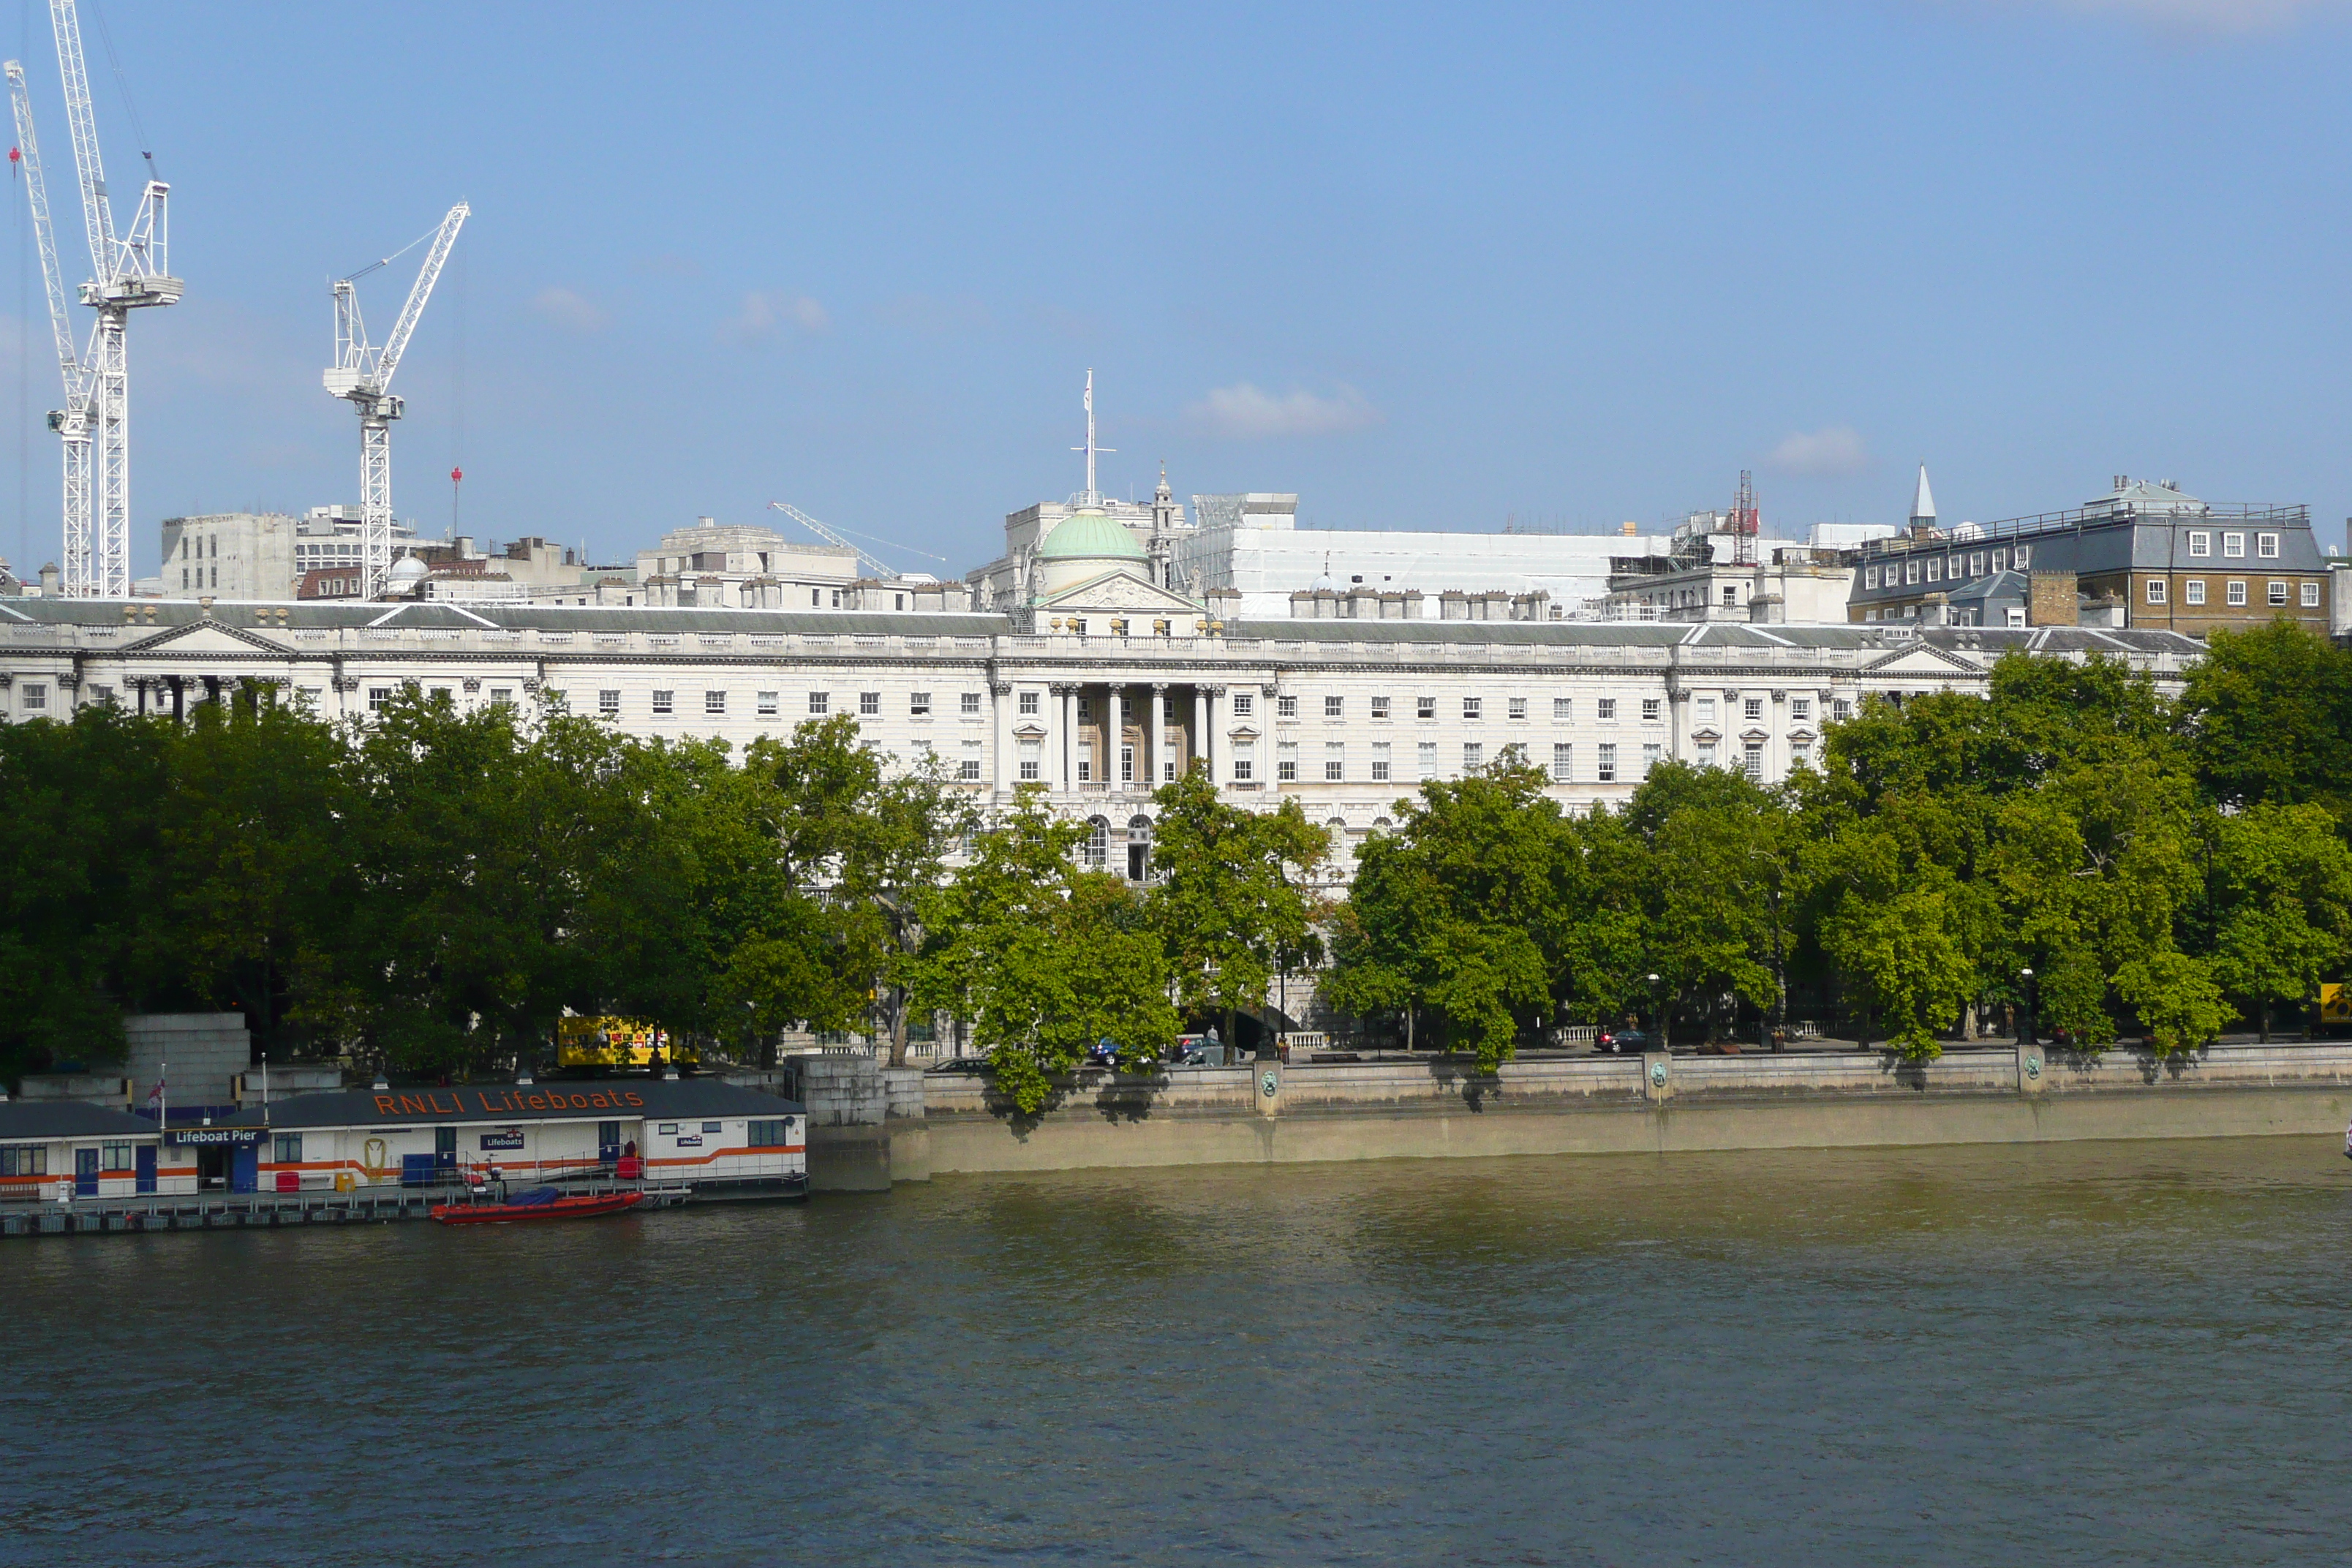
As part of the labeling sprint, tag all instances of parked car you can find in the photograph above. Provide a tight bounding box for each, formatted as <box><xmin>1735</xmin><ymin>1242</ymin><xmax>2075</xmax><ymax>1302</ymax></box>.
<box><xmin>1594</xmin><ymin>1028</ymin><xmax>1649</xmax><ymax>1055</ymax></box>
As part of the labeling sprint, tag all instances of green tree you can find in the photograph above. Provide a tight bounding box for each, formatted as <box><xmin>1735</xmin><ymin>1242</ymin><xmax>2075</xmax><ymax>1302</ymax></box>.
<box><xmin>1818</xmin><ymin>879</ymin><xmax>1972</xmax><ymax>1060</ymax></box>
<box><xmin>1147</xmin><ymin>766</ymin><xmax>1327</xmax><ymax>1058</ymax></box>
<box><xmin>2204</xmin><ymin>802</ymin><xmax>2352</xmax><ymax>1041</ymax></box>
<box><xmin>2176</xmin><ymin>621</ymin><xmax>2352</xmax><ymax>819</ymax></box>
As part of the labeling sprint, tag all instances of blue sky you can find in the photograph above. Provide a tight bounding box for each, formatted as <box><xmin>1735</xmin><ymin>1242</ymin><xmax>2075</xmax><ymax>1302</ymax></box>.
<box><xmin>3</xmin><ymin>0</ymin><xmax>2350</xmax><ymax>579</ymax></box>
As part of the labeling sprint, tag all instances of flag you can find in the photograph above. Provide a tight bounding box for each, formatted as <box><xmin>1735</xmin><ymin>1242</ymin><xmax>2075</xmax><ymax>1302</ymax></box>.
<box><xmin>147</xmin><ymin>1073</ymin><xmax>165</xmax><ymax>1111</ymax></box>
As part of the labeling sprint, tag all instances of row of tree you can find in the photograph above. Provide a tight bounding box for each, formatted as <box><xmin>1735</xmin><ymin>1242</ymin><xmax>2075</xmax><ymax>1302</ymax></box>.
<box><xmin>1328</xmin><ymin>622</ymin><xmax>2352</xmax><ymax>1066</ymax></box>
<box><xmin>6</xmin><ymin>621</ymin><xmax>2350</xmax><ymax>1098</ymax></box>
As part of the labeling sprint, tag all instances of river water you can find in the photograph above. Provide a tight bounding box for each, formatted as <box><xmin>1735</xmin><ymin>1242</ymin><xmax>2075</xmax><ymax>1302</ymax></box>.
<box><xmin>7</xmin><ymin>1137</ymin><xmax>2351</xmax><ymax>1565</ymax></box>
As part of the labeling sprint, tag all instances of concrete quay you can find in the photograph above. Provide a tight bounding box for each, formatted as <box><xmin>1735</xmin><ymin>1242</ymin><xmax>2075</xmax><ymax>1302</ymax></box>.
<box><xmin>806</xmin><ymin>1042</ymin><xmax>2352</xmax><ymax>1186</ymax></box>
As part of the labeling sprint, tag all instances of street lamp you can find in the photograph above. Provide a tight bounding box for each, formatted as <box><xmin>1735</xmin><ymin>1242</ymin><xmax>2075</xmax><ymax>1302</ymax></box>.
<box><xmin>1646</xmin><ymin>973</ymin><xmax>1665</xmax><ymax>1052</ymax></box>
<box><xmin>2019</xmin><ymin>967</ymin><xmax>2036</xmax><ymax>1047</ymax></box>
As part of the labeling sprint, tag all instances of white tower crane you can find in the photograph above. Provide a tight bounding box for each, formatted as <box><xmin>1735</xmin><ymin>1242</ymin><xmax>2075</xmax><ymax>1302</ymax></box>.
<box><xmin>324</xmin><ymin>202</ymin><xmax>468</xmax><ymax>599</ymax></box>
<box><xmin>766</xmin><ymin>500</ymin><xmax>949</xmax><ymax>581</ymax></box>
<box><xmin>5</xmin><ymin>59</ymin><xmax>94</xmax><ymax>595</ymax></box>
<box><xmin>48</xmin><ymin>0</ymin><xmax>179</xmax><ymax>599</ymax></box>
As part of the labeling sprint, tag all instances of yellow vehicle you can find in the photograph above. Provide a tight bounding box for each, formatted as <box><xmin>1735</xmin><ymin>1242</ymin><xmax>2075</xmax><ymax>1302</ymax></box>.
<box><xmin>556</xmin><ymin>1016</ymin><xmax>698</xmax><ymax>1068</ymax></box>
<box><xmin>2321</xmin><ymin>983</ymin><xmax>2351</xmax><ymax>1028</ymax></box>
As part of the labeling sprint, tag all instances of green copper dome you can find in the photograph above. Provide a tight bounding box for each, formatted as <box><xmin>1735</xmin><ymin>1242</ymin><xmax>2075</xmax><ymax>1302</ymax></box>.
<box><xmin>1037</xmin><ymin>510</ymin><xmax>1145</xmax><ymax>562</ymax></box>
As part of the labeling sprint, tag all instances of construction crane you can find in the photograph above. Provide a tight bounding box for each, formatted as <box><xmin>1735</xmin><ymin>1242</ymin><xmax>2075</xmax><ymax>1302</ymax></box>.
<box><xmin>6</xmin><ymin>59</ymin><xmax>94</xmax><ymax>598</ymax></box>
<box><xmin>325</xmin><ymin>202</ymin><xmax>468</xmax><ymax>599</ymax></box>
<box><xmin>767</xmin><ymin>500</ymin><xmax>947</xmax><ymax>580</ymax></box>
<box><xmin>47</xmin><ymin>0</ymin><xmax>178</xmax><ymax>599</ymax></box>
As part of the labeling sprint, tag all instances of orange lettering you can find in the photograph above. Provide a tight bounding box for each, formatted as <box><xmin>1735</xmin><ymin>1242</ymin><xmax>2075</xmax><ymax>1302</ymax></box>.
<box><xmin>475</xmin><ymin>1091</ymin><xmax>498</xmax><ymax>1115</ymax></box>
<box><xmin>399</xmin><ymin>1095</ymin><xmax>430</xmax><ymax>1117</ymax></box>
<box><xmin>625</xmin><ymin>1091</ymin><xmax>644</xmax><ymax>1107</ymax></box>
<box><xmin>570</xmin><ymin>1094</ymin><xmax>590</xmax><ymax>1110</ymax></box>
<box><xmin>373</xmin><ymin>1096</ymin><xmax>397</xmax><ymax>1115</ymax></box>
<box><xmin>589</xmin><ymin>1093</ymin><xmax>609</xmax><ymax>1109</ymax></box>
<box><xmin>527</xmin><ymin>1095</ymin><xmax>546</xmax><ymax>1111</ymax></box>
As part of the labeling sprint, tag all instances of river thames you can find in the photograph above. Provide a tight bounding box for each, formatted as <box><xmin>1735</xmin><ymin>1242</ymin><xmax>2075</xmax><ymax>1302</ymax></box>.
<box><xmin>7</xmin><ymin>1137</ymin><xmax>2349</xmax><ymax>1564</ymax></box>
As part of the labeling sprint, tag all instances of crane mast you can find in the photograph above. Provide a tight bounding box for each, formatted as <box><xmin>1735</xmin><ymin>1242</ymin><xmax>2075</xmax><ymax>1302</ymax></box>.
<box><xmin>6</xmin><ymin>59</ymin><xmax>94</xmax><ymax>596</ymax></box>
<box><xmin>45</xmin><ymin>0</ymin><xmax>179</xmax><ymax>599</ymax></box>
<box><xmin>325</xmin><ymin>201</ymin><xmax>467</xmax><ymax>599</ymax></box>
<box><xmin>766</xmin><ymin>501</ymin><xmax>895</xmax><ymax>579</ymax></box>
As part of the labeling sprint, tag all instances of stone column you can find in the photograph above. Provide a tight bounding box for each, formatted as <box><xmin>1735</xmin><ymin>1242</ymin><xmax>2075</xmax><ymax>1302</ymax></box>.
<box><xmin>1192</xmin><ymin>687</ymin><xmax>1208</xmax><ymax>782</ymax></box>
<box><xmin>1055</xmin><ymin>684</ymin><xmax>1074</xmax><ymax>794</ymax></box>
<box><xmin>1149</xmin><ymin>682</ymin><xmax>1168</xmax><ymax>788</ymax></box>
<box><xmin>1204</xmin><ymin>685</ymin><xmax>1223</xmax><ymax>784</ymax></box>
<box><xmin>990</xmin><ymin>679</ymin><xmax>1011</xmax><ymax>799</ymax></box>
<box><xmin>1769</xmin><ymin>688</ymin><xmax>1788</xmax><ymax>783</ymax></box>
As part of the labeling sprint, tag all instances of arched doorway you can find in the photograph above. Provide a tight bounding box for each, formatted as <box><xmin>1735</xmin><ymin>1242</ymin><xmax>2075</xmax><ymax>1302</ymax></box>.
<box><xmin>1126</xmin><ymin>814</ymin><xmax>1153</xmax><ymax>881</ymax></box>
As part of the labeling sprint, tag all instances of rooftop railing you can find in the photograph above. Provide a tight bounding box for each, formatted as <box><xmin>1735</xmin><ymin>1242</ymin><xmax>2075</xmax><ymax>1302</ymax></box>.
<box><xmin>1863</xmin><ymin>503</ymin><xmax>2307</xmax><ymax>559</ymax></box>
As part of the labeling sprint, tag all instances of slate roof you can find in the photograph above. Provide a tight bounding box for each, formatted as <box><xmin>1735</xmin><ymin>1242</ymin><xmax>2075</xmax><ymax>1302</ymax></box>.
<box><xmin>219</xmin><ymin>1078</ymin><xmax>801</xmax><ymax>1130</ymax></box>
<box><xmin>0</xmin><ymin>1101</ymin><xmax>158</xmax><ymax>1139</ymax></box>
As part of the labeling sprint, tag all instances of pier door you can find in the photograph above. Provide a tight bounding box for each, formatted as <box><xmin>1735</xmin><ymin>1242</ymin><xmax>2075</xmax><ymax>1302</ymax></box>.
<box><xmin>598</xmin><ymin>1121</ymin><xmax>622</xmax><ymax>1169</ymax></box>
<box><xmin>435</xmin><ymin>1127</ymin><xmax>459</xmax><ymax>1180</ymax></box>
<box><xmin>75</xmin><ymin>1147</ymin><xmax>99</xmax><ymax>1196</ymax></box>
<box><xmin>135</xmin><ymin>1145</ymin><xmax>156</xmax><ymax>1194</ymax></box>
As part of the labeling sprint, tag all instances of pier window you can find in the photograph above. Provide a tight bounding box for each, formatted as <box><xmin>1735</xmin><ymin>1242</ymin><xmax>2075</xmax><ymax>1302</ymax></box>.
<box><xmin>705</xmin><ymin>690</ymin><xmax>727</xmax><ymax>715</ymax></box>
<box><xmin>910</xmin><ymin>692</ymin><xmax>932</xmax><ymax>716</ymax></box>
<box><xmin>2228</xmin><ymin>581</ymin><xmax>2247</xmax><ymax>606</ymax></box>
<box><xmin>1371</xmin><ymin>742</ymin><xmax>1391</xmax><ymax>782</ymax></box>
<box><xmin>1598</xmin><ymin>743</ymin><xmax>1618</xmax><ymax>783</ymax></box>
<box><xmin>1019</xmin><ymin>690</ymin><xmax>1039</xmax><ymax>717</ymax></box>
<box><xmin>809</xmin><ymin>691</ymin><xmax>830</xmax><ymax>715</ymax></box>
<box><xmin>2185</xmin><ymin>580</ymin><xmax>2206</xmax><ymax>606</ymax></box>
<box><xmin>1324</xmin><ymin>743</ymin><xmax>1346</xmax><ymax>782</ymax></box>
<box><xmin>1463</xmin><ymin>742</ymin><xmax>1483</xmax><ymax>773</ymax></box>
<box><xmin>1371</xmin><ymin>696</ymin><xmax>1391</xmax><ymax>720</ymax></box>
<box><xmin>1277</xmin><ymin>742</ymin><xmax>1298</xmax><ymax>782</ymax></box>
<box><xmin>599</xmin><ymin>690</ymin><xmax>622</xmax><ymax>717</ymax></box>
<box><xmin>860</xmin><ymin>692</ymin><xmax>881</xmax><ymax>716</ymax></box>
<box><xmin>749</xmin><ymin>1119</ymin><xmax>789</xmax><ymax>1148</ymax></box>
<box><xmin>0</xmin><ymin>1145</ymin><xmax>45</xmax><ymax>1177</ymax></box>
<box><xmin>272</xmin><ymin>1133</ymin><xmax>303</xmax><ymax>1165</ymax></box>
<box><xmin>1418</xmin><ymin>741</ymin><xmax>1438</xmax><ymax>780</ymax></box>
<box><xmin>102</xmin><ymin>1142</ymin><xmax>134</xmax><ymax>1172</ymax></box>
<box><xmin>1551</xmin><ymin>743</ymin><xmax>1573</xmax><ymax>783</ymax></box>
<box><xmin>757</xmin><ymin>691</ymin><xmax>779</xmax><ymax>717</ymax></box>
<box><xmin>2304</xmin><ymin>581</ymin><xmax>2322</xmax><ymax>607</ymax></box>
<box><xmin>961</xmin><ymin>691</ymin><xmax>982</xmax><ymax>716</ymax></box>
<box><xmin>1324</xmin><ymin>696</ymin><xmax>1343</xmax><ymax>718</ymax></box>
<box><xmin>1278</xmin><ymin>695</ymin><xmax>1299</xmax><ymax>718</ymax></box>
<box><xmin>652</xmin><ymin>690</ymin><xmax>675</xmax><ymax>715</ymax></box>
<box><xmin>1417</xmin><ymin>696</ymin><xmax>1436</xmax><ymax>720</ymax></box>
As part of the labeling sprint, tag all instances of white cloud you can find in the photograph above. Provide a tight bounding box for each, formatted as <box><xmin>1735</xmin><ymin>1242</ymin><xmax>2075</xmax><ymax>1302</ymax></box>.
<box><xmin>725</xmin><ymin>291</ymin><xmax>830</xmax><ymax>344</ymax></box>
<box><xmin>1186</xmin><ymin>382</ymin><xmax>1382</xmax><ymax>440</ymax></box>
<box><xmin>1766</xmin><ymin>425</ymin><xmax>1869</xmax><ymax>478</ymax></box>
<box><xmin>529</xmin><ymin>287</ymin><xmax>608</xmax><ymax>333</ymax></box>
<box><xmin>1997</xmin><ymin>0</ymin><xmax>2345</xmax><ymax>32</ymax></box>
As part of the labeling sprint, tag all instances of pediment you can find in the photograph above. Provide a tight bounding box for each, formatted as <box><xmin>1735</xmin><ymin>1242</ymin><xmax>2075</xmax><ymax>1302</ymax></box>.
<box><xmin>123</xmin><ymin>620</ymin><xmax>291</xmax><ymax>656</ymax></box>
<box><xmin>1227</xmin><ymin>723</ymin><xmax>1262</xmax><ymax>741</ymax></box>
<box><xmin>1011</xmin><ymin>721</ymin><xmax>1047</xmax><ymax>739</ymax></box>
<box><xmin>1739</xmin><ymin>726</ymin><xmax>1771</xmax><ymax>742</ymax></box>
<box><xmin>1691</xmin><ymin>725</ymin><xmax>1721</xmax><ymax>742</ymax></box>
<box><xmin>1860</xmin><ymin>643</ymin><xmax>1982</xmax><ymax>677</ymax></box>
<box><xmin>1037</xmin><ymin>570</ymin><xmax>1204</xmax><ymax>617</ymax></box>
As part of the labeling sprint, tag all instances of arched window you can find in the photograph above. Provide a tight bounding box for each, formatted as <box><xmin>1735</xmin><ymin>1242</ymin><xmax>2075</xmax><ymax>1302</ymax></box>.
<box><xmin>1085</xmin><ymin>816</ymin><xmax>1111</xmax><ymax>870</ymax></box>
<box><xmin>1126</xmin><ymin>815</ymin><xmax>1153</xmax><ymax>881</ymax></box>
<box><xmin>1371</xmin><ymin>816</ymin><xmax>1392</xmax><ymax>834</ymax></box>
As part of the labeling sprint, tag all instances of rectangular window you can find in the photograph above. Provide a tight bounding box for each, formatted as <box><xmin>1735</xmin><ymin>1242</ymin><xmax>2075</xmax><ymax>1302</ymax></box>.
<box><xmin>1991</xmin><ymin>548</ymin><xmax>2008</xmax><ymax>572</ymax></box>
<box><xmin>2259</xmin><ymin>533</ymin><xmax>2280</xmax><ymax>559</ymax></box>
<box><xmin>1017</xmin><ymin>739</ymin><xmax>1041</xmax><ymax>781</ymax></box>
<box><xmin>1597</xmin><ymin>698</ymin><xmax>1617</xmax><ymax>720</ymax></box>
<box><xmin>1969</xmin><ymin>551</ymin><xmax>1985</xmax><ymax>576</ymax></box>
<box><xmin>1698</xmin><ymin>742</ymin><xmax>1718</xmax><ymax>767</ymax></box>
<box><xmin>1551</xmin><ymin>743</ymin><xmax>1573</xmax><ymax>783</ymax></box>
<box><xmin>2185</xmin><ymin>579</ymin><xmax>2206</xmax><ymax>606</ymax></box>
<box><xmin>2228</xmin><ymin>580</ymin><xmax>2247</xmax><ymax>606</ymax></box>
<box><xmin>2303</xmin><ymin>581</ymin><xmax>2321</xmax><ymax>608</ymax></box>
<box><xmin>1277</xmin><ymin>742</ymin><xmax>1299</xmax><ymax>782</ymax></box>
<box><xmin>1463</xmin><ymin>742</ymin><xmax>1482</xmax><ymax>773</ymax></box>
<box><xmin>859</xmin><ymin>692</ymin><xmax>881</xmax><ymax>716</ymax></box>
<box><xmin>1076</xmin><ymin>753</ymin><xmax>1093</xmax><ymax>784</ymax></box>
<box><xmin>489</xmin><ymin>688</ymin><xmax>514</xmax><ymax>707</ymax></box>
<box><xmin>748</xmin><ymin>1119</ymin><xmax>788</xmax><ymax>1148</ymax></box>
<box><xmin>273</xmin><ymin>1133</ymin><xmax>303</xmax><ymax>1166</ymax></box>
<box><xmin>102</xmin><ymin>1142</ymin><xmax>134</xmax><ymax>1172</ymax></box>
<box><xmin>959</xmin><ymin>741</ymin><xmax>982</xmax><ymax>781</ymax></box>
<box><xmin>1904</xmin><ymin>559</ymin><xmax>1920</xmax><ymax>586</ymax></box>
<box><xmin>705</xmin><ymin>690</ymin><xmax>726</xmax><ymax>715</ymax></box>
<box><xmin>1232</xmin><ymin>693</ymin><xmax>1254</xmax><ymax>718</ymax></box>
<box><xmin>1507</xmin><ymin>696</ymin><xmax>1528</xmax><ymax>721</ymax></box>
<box><xmin>1641</xmin><ymin>698</ymin><xmax>1662</xmax><ymax>723</ymax></box>
<box><xmin>0</xmin><ymin>1145</ymin><xmax>46</xmax><ymax>1177</ymax></box>
<box><xmin>1697</xmin><ymin>697</ymin><xmax>1717</xmax><ymax>725</ymax></box>
<box><xmin>1597</xmin><ymin>742</ymin><xmax>1618</xmax><ymax>783</ymax></box>
<box><xmin>1232</xmin><ymin>743</ymin><xmax>1256</xmax><ymax>782</ymax></box>
<box><xmin>2014</xmin><ymin>544</ymin><xmax>2032</xmax><ymax>568</ymax></box>
<box><xmin>1926</xmin><ymin>559</ymin><xmax>1942</xmax><ymax>584</ymax></box>
<box><xmin>1278</xmin><ymin>695</ymin><xmax>1298</xmax><ymax>718</ymax></box>
<box><xmin>366</xmin><ymin>686</ymin><xmax>393</xmax><ymax>713</ymax></box>
<box><xmin>1742</xmin><ymin>742</ymin><xmax>1763</xmax><ymax>780</ymax></box>
<box><xmin>1463</xmin><ymin>697</ymin><xmax>1482</xmax><ymax>721</ymax></box>
<box><xmin>1324</xmin><ymin>695</ymin><xmax>1343</xmax><ymax>719</ymax></box>
<box><xmin>1324</xmin><ymin>743</ymin><xmax>1345</xmax><ymax>782</ymax></box>
<box><xmin>1418</xmin><ymin>741</ymin><xmax>1439</xmax><ymax>780</ymax></box>
<box><xmin>1791</xmin><ymin>698</ymin><xmax>1812</xmax><ymax>721</ymax></box>
<box><xmin>2269</xmin><ymin>581</ymin><xmax>2289</xmax><ymax>606</ymax></box>
<box><xmin>809</xmin><ymin>691</ymin><xmax>830</xmax><ymax>715</ymax></box>
<box><xmin>1833</xmin><ymin>699</ymin><xmax>1852</xmax><ymax>720</ymax></box>
<box><xmin>1019</xmin><ymin>690</ymin><xmax>1039</xmax><ymax>717</ymax></box>
<box><xmin>652</xmin><ymin>690</ymin><xmax>675</xmax><ymax>715</ymax></box>
<box><xmin>2146</xmin><ymin>579</ymin><xmax>2166</xmax><ymax>605</ymax></box>
<box><xmin>2224</xmin><ymin>532</ymin><xmax>2246</xmax><ymax>559</ymax></box>
<box><xmin>910</xmin><ymin>692</ymin><xmax>931</xmax><ymax>716</ymax></box>
<box><xmin>2187</xmin><ymin>531</ymin><xmax>2211</xmax><ymax>559</ymax></box>
<box><xmin>1120</xmin><ymin>745</ymin><xmax>1135</xmax><ymax>784</ymax></box>
<box><xmin>1640</xmin><ymin>742</ymin><xmax>1662</xmax><ymax>777</ymax></box>
<box><xmin>961</xmin><ymin>691</ymin><xmax>982</xmax><ymax>716</ymax></box>
<box><xmin>1792</xmin><ymin>742</ymin><xmax>1813</xmax><ymax>769</ymax></box>
<box><xmin>1371</xmin><ymin>696</ymin><xmax>1391</xmax><ymax>720</ymax></box>
<box><xmin>1743</xmin><ymin>697</ymin><xmax>1763</xmax><ymax>721</ymax></box>
<box><xmin>1371</xmin><ymin>742</ymin><xmax>1391</xmax><ymax>782</ymax></box>
<box><xmin>598</xmin><ymin>690</ymin><xmax>621</xmax><ymax>718</ymax></box>
<box><xmin>1553</xmin><ymin>697</ymin><xmax>1574</xmax><ymax>720</ymax></box>
<box><xmin>757</xmin><ymin>691</ymin><xmax>778</xmax><ymax>717</ymax></box>
<box><xmin>1865</xmin><ymin>565</ymin><xmax>1880</xmax><ymax>589</ymax></box>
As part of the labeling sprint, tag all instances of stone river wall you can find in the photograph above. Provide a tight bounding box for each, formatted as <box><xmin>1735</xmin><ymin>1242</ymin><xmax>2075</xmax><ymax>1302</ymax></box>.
<box><xmin>805</xmin><ymin>1042</ymin><xmax>2352</xmax><ymax>1185</ymax></box>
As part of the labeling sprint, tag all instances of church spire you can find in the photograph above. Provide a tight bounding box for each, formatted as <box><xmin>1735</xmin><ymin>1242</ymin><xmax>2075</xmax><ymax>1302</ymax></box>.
<box><xmin>1910</xmin><ymin>464</ymin><xmax>1937</xmax><ymax>533</ymax></box>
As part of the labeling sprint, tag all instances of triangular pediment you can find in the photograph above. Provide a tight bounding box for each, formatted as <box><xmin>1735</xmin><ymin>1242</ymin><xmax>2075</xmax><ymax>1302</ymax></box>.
<box><xmin>1036</xmin><ymin>570</ymin><xmax>1203</xmax><ymax>617</ymax></box>
<box><xmin>1227</xmin><ymin>723</ymin><xmax>1262</xmax><ymax>740</ymax></box>
<box><xmin>1860</xmin><ymin>642</ymin><xmax>1982</xmax><ymax>677</ymax></box>
<box><xmin>123</xmin><ymin>620</ymin><xmax>291</xmax><ymax>656</ymax></box>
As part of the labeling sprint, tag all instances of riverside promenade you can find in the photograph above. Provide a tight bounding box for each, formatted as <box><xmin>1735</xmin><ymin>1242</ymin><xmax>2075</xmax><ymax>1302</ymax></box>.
<box><xmin>801</xmin><ymin>1041</ymin><xmax>2352</xmax><ymax>1188</ymax></box>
